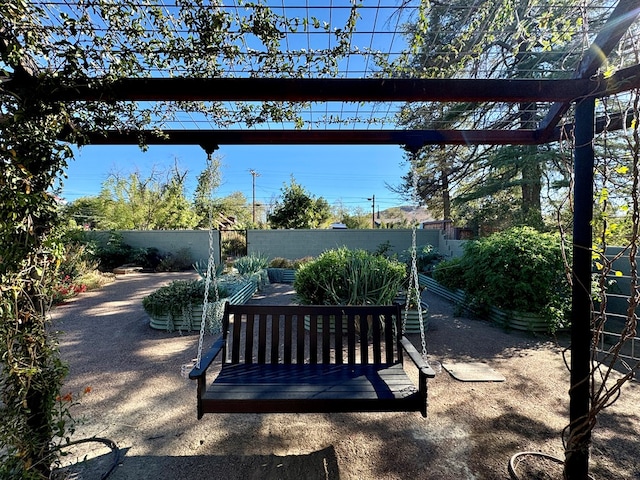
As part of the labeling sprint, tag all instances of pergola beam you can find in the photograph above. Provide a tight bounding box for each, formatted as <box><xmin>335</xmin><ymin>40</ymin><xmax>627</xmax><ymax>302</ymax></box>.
<box><xmin>33</xmin><ymin>63</ymin><xmax>640</xmax><ymax>105</ymax></box>
<box><xmin>80</xmin><ymin>129</ymin><xmax>541</xmax><ymax>149</ymax></box>
<box><xmin>36</xmin><ymin>77</ymin><xmax>598</xmax><ymax>103</ymax></box>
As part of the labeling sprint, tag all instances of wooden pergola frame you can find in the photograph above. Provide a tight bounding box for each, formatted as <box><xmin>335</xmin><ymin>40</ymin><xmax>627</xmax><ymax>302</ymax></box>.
<box><xmin>4</xmin><ymin>0</ymin><xmax>640</xmax><ymax>478</ymax></box>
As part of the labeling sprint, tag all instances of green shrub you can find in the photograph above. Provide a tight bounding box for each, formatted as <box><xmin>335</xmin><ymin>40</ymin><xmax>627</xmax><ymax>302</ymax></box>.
<box><xmin>92</xmin><ymin>232</ymin><xmax>151</xmax><ymax>271</ymax></box>
<box><xmin>142</xmin><ymin>279</ymin><xmax>229</xmax><ymax>317</ymax></box>
<box><xmin>432</xmin><ymin>256</ymin><xmax>466</xmax><ymax>291</ymax></box>
<box><xmin>400</xmin><ymin>244</ymin><xmax>443</xmax><ymax>274</ymax></box>
<box><xmin>268</xmin><ymin>257</ymin><xmax>294</xmax><ymax>269</ymax></box>
<box><xmin>292</xmin><ymin>256</ymin><xmax>313</xmax><ymax>269</ymax></box>
<box><xmin>155</xmin><ymin>247</ymin><xmax>193</xmax><ymax>272</ymax></box>
<box><xmin>444</xmin><ymin>226</ymin><xmax>570</xmax><ymax>331</ymax></box>
<box><xmin>222</xmin><ymin>236</ymin><xmax>246</xmax><ymax>257</ymax></box>
<box><xmin>294</xmin><ymin>247</ymin><xmax>406</xmax><ymax>305</ymax></box>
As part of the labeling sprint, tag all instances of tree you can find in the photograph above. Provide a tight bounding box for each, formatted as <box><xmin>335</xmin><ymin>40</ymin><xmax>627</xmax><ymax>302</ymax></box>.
<box><xmin>391</xmin><ymin>0</ymin><xmax>588</xmax><ymax>231</ymax></box>
<box><xmin>268</xmin><ymin>178</ymin><xmax>331</xmax><ymax>229</ymax></box>
<box><xmin>212</xmin><ymin>192</ymin><xmax>254</xmax><ymax>229</ymax></box>
<box><xmin>98</xmin><ymin>163</ymin><xmax>198</xmax><ymax>230</ymax></box>
<box><xmin>193</xmin><ymin>155</ymin><xmax>222</xmax><ymax>228</ymax></box>
<box><xmin>60</xmin><ymin>196</ymin><xmax>109</xmax><ymax>229</ymax></box>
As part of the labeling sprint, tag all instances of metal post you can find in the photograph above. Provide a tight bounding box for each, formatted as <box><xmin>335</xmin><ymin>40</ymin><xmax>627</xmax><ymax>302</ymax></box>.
<box><xmin>367</xmin><ymin>195</ymin><xmax>375</xmax><ymax>228</ymax></box>
<box><xmin>249</xmin><ymin>169</ymin><xmax>259</xmax><ymax>223</ymax></box>
<box><xmin>566</xmin><ymin>96</ymin><xmax>595</xmax><ymax>480</ymax></box>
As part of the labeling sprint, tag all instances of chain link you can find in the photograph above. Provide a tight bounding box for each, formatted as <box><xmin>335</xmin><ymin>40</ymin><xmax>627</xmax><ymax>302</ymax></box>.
<box><xmin>196</xmin><ymin>152</ymin><xmax>221</xmax><ymax>370</ymax></box>
<box><xmin>407</xmin><ymin>150</ymin><xmax>428</xmax><ymax>359</ymax></box>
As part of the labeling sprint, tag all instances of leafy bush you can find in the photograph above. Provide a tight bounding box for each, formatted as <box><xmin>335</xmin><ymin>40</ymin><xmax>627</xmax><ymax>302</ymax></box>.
<box><xmin>269</xmin><ymin>257</ymin><xmax>294</xmax><ymax>269</ymax></box>
<box><xmin>435</xmin><ymin>227</ymin><xmax>570</xmax><ymax>330</ymax></box>
<box><xmin>222</xmin><ymin>236</ymin><xmax>246</xmax><ymax>257</ymax></box>
<box><xmin>432</xmin><ymin>256</ymin><xmax>466</xmax><ymax>291</ymax></box>
<box><xmin>400</xmin><ymin>244</ymin><xmax>443</xmax><ymax>274</ymax></box>
<box><xmin>142</xmin><ymin>279</ymin><xmax>229</xmax><ymax>317</ymax></box>
<box><xmin>292</xmin><ymin>256</ymin><xmax>314</xmax><ymax>269</ymax></box>
<box><xmin>155</xmin><ymin>247</ymin><xmax>193</xmax><ymax>272</ymax></box>
<box><xmin>294</xmin><ymin>247</ymin><xmax>406</xmax><ymax>305</ymax></box>
<box><xmin>92</xmin><ymin>232</ymin><xmax>149</xmax><ymax>271</ymax></box>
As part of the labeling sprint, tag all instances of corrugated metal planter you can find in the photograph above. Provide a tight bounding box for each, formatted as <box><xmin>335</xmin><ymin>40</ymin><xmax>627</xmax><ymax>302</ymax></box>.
<box><xmin>148</xmin><ymin>280</ymin><xmax>257</xmax><ymax>331</ymax></box>
<box><xmin>488</xmin><ymin>308</ymin><xmax>550</xmax><ymax>333</ymax></box>
<box><xmin>419</xmin><ymin>275</ymin><xmax>551</xmax><ymax>334</ymax></box>
<box><xmin>402</xmin><ymin>302</ymin><xmax>429</xmax><ymax>334</ymax></box>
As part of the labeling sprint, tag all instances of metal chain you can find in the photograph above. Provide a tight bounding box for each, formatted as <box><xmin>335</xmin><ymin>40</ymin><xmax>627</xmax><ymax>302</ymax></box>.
<box><xmin>406</xmin><ymin>149</ymin><xmax>428</xmax><ymax>359</ymax></box>
<box><xmin>195</xmin><ymin>152</ymin><xmax>221</xmax><ymax>370</ymax></box>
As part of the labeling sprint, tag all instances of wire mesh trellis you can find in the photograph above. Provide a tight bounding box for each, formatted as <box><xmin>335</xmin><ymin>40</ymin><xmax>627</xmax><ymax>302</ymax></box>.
<box><xmin>9</xmin><ymin>1</ymin><xmax>639</xmax><ymax>133</ymax></box>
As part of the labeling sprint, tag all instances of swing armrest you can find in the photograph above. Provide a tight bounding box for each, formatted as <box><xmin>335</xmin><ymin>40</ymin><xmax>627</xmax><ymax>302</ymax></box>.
<box><xmin>189</xmin><ymin>336</ymin><xmax>226</xmax><ymax>380</ymax></box>
<box><xmin>401</xmin><ymin>336</ymin><xmax>436</xmax><ymax>378</ymax></box>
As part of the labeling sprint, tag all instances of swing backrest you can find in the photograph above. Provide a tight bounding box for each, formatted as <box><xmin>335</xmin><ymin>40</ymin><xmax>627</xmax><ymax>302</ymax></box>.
<box><xmin>221</xmin><ymin>303</ymin><xmax>403</xmax><ymax>366</ymax></box>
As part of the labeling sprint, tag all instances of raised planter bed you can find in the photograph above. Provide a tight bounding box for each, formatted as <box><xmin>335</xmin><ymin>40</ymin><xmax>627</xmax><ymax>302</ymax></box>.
<box><xmin>267</xmin><ymin>268</ymin><xmax>296</xmax><ymax>284</ymax></box>
<box><xmin>419</xmin><ymin>275</ymin><xmax>551</xmax><ymax>333</ymax></box>
<box><xmin>148</xmin><ymin>280</ymin><xmax>258</xmax><ymax>331</ymax></box>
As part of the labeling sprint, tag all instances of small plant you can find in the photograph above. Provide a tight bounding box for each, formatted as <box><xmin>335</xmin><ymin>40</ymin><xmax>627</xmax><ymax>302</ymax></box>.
<box><xmin>193</xmin><ymin>259</ymin><xmax>226</xmax><ymax>279</ymax></box>
<box><xmin>373</xmin><ymin>240</ymin><xmax>393</xmax><ymax>257</ymax></box>
<box><xmin>234</xmin><ymin>253</ymin><xmax>269</xmax><ymax>276</ymax></box>
<box><xmin>269</xmin><ymin>257</ymin><xmax>294</xmax><ymax>269</ymax></box>
<box><xmin>292</xmin><ymin>256</ymin><xmax>314</xmax><ymax>269</ymax></box>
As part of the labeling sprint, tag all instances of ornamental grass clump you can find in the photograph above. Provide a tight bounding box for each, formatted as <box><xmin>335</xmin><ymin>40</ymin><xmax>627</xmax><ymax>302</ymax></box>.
<box><xmin>294</xmin><ymin>247</ymin><xmax>406</xmax><ymax>305</ymax></box>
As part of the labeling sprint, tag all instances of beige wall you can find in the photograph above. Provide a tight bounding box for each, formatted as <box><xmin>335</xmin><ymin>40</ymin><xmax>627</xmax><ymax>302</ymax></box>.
<box><xmin>247</xmin><ymin>229</ymin><xmax>442</xmax><ymax>260</ymax></box>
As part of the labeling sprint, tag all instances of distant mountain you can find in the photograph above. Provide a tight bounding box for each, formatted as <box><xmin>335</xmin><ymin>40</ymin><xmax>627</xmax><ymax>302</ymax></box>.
<box><xmin>377</xmin><ymin>206</ymin><xmax>435</xmax><ymax>225</ymax></box>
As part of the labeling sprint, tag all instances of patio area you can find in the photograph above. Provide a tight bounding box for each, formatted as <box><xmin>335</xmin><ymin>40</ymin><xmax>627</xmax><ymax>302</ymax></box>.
<box><xmin>51</xmin><ymin>272</ymin><xmax>640</xmax><ymax>479</ymax></box>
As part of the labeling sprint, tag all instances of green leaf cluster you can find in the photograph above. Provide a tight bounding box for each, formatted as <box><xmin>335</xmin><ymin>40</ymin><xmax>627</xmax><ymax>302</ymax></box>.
<box><xmin>433</xmin><ymin>226</ymin><xmax>570</xmax><ymax>330</ymax></box>
<box><xmin>142</xmin><ymin>279</ymin><xmax>229</xmax><ymax>318</ymax></box>
<box><xmin>294</xmin><ymin>247</ymin><xmax>406</xmax><ymax>306</ymax></box>
<box><xmin>268</xmin><ymin>178</ymin><xmax>331</xmax><ymax>229</ymax></box>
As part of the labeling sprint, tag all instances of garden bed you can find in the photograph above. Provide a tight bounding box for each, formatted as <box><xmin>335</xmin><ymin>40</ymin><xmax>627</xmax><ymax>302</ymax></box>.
<box><xmin>147</xmin><ymin>279</ymin><xmax>258</xmax><ymax>331</ymax></box>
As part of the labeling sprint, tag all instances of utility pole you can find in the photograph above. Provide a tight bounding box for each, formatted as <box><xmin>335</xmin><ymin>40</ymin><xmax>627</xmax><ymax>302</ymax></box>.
<box><xmin>367</xmin><ymin>195</ymin><xmax>375</xmax><ymax>228</ymax></box>
<box><xmin>249</xmin><ymin>169</ymin><xmax>260</xmax><ymax>223</ymax></box>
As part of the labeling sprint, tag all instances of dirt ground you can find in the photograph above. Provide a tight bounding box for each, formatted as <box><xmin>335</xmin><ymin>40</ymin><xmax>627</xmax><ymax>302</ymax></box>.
<box><xmin>51</xmin><ymin>272</ymin><xmax>640</xmax><ymax>480</ymax></box>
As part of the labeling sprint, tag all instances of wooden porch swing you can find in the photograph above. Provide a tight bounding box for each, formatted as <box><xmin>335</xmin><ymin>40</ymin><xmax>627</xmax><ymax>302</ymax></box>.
<box><xmin>189</xmin><ymin>303</ymin><xmax>435</xmax><ymax>418</ymax></box>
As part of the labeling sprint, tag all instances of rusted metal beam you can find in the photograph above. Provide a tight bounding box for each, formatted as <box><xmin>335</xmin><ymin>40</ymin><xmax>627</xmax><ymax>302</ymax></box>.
<box><xmin>41</xmin><ymin>77</ymin><xmax>594</xmax><ymax>103</ymax></box>
<box><xmin>79</xmin><ymin>129</ymin><xmax>542</xmax><ymax>148</ymax></box>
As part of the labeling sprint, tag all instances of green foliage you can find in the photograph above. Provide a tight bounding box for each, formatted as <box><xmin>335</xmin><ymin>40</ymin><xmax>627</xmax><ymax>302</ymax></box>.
<box><xmin>193</xmin><ymin>259</ymin><xmax>226</xmax><ymax>280</ymax></box>
<box><xmin>432</xmin><ymin>257</ymin><xmax>466</xmax><ymax>291</ymax></box>
<box><xmin>234</xmin><ymin>253</ymin><xmax>269</xmax><ymax>275</ymax></box>
<box><xmin>373</xmin><ymin>240</ymin><xmax>394</xmax><ymax>257</ymax></box>
<box><xmin>268</xmin><ymin>177</ymin><xmax>331</xmax><ymax>229</ymax></box>
<box><xmin>436</xmin><ymin>227</ymin><xmax>570</xmax><ymax>331</ymax></box>
<box><xmin>400</xmin><ymin>244</ymin><xmax>443</xmax><ymax>274</ymax></box>
<box><xmin>222</xmin><ymin>235</ymin><xmax>247</xmax><ymax>258</ymax></box>
<box><xmin>142</xmin><ymin>279</ymin><xmax>229</xmax><ymax>318</ymax></box>
<box><xmin>294</xmin><ymin>247</ymin><xmax>406</xmax><ymax>305</ymax></box>
<box><xmin>269</xmin><ymin>257</ymin><xmax>294</xmax><ymax>269</ymax></box>
<box><xmin>91</xmin><ymin>232</ymin><xmax>151</xmax><ymax>271</ymax></box>
<box><xmin>155</xmin><ymin>247</ymin><xmax>193</xmax><ymax>272</ymax></box>
<box><xmin>292</xmin><ymin>256</ymin><xmax>314</xmax><ymax>269</ymax></box>
<box><xmin>96</xmin><ymin>165</ymin><xmax>199</xmax><ymax>230</ymax></box>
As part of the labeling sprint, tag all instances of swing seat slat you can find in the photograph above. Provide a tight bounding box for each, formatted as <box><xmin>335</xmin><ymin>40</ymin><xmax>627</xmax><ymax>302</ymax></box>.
<box><xmin>190</xmin><ymin>303</ymin><xmax>435</xmax><ymax>418</ymax></box>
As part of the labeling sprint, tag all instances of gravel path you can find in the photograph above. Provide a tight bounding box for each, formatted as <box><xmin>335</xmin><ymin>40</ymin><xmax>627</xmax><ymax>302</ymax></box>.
<box><xmin>51</xmin><ymin>273</ymin><xmax>640</xmax><ymax>480</ymax></box>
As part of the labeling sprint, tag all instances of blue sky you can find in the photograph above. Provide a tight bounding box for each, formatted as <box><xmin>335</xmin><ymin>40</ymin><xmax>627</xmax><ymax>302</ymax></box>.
<box><xmin>61</xmin><ymin>143</ymin><xmax>412</xmax><ymax>213</ymax></box>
